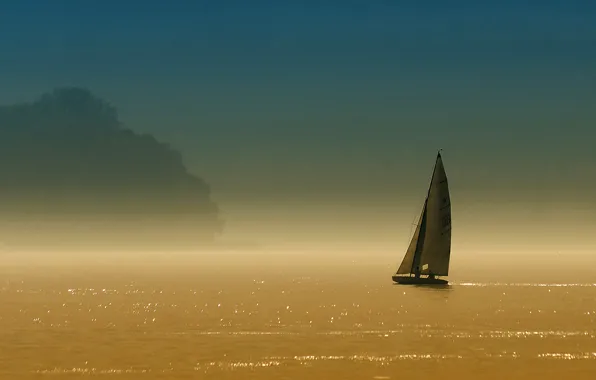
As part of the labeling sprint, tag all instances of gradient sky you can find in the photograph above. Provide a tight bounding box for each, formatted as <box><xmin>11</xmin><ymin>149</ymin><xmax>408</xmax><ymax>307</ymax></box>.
<box><xmin>1</xmin><ymin>1</ymin><xmax>595</xmax><ymax>229</ymax></box>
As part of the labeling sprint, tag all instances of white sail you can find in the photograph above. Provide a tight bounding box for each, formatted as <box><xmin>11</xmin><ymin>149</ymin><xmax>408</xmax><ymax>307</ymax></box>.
<box><xmin>395</xmin><ymin>202</ymin><xmax>426</xmax><ymax>274</ymax></box>
<box><xmin>396</xmin><ymin>152</ymin><xmax>452</xmax><ymax>276</ymax></box>
<box><xmin>418</xmin><ymin>153</ymin><xmax>451</xmax><ymax>276</ymax></box>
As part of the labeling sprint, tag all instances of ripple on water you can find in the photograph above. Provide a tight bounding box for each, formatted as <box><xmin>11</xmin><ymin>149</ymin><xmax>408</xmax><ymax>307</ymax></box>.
<box><xmin>1</xmin><ymin>276</ymin><xmax>595</xmax><ymax>378</ymax></box>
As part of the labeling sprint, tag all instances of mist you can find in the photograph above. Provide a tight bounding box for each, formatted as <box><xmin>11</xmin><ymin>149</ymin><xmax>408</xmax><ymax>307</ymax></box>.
<box><xmin>2</xmin><ymin>197</ymin><xmax>594</xmax><ymax>285</ymax></box>
<box><xmin>0</xmin><ymin>2</ymin><xmax>594</xmax><ymax>283</ymax></box>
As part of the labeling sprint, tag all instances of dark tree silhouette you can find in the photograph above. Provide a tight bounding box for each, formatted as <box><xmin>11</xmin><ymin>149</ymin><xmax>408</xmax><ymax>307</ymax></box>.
<box><xmin>0</xmin><ymin>87</ymin><xmax>223</xmax><ymax>250</ymax></box>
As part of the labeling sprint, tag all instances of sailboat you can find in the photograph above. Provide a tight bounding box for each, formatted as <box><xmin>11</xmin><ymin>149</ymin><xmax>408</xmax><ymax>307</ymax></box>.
<box><xmin>392</xmin><ymin>150</ymin><xmax>452</xmax><ymax>285</ymax></box>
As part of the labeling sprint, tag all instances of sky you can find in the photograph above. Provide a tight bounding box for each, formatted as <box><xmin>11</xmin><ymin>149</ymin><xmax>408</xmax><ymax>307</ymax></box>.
<box><xmin>1</xmin><ymin>1</ymin><xmax>595</xmax><ymax>260</ymax></box>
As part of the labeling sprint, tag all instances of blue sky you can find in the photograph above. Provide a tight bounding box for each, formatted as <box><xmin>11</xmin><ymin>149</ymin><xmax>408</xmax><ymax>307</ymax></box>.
<box><xmin>1</xmin><ymin>1</ymin><xmax>595</xmax><ymax>204</ymax></box>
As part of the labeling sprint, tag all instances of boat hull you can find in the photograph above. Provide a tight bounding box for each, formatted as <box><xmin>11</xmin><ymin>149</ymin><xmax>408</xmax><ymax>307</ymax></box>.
<box><xmin>392</xmin><ymin>275</ymin><xmax>448</xmax><ymax>285</ymax></box>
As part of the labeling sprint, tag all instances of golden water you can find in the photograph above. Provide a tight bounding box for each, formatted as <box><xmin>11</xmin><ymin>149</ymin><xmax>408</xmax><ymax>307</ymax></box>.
<box><xmin>1</xmin><ymin>260</ymin><xmax>595</xmax><ymax>379</ymax></box>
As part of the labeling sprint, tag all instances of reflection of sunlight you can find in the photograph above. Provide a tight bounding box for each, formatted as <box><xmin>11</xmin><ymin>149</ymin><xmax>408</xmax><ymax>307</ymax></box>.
<box><xmin>456</xmin><ymin>282</ymin><xmax>596</xmax><ymax>287</ymax></box>
<box><xmin>34</xmin><ymin>351</ymin><xmax>596</xmax><ymax>375</ymax></box>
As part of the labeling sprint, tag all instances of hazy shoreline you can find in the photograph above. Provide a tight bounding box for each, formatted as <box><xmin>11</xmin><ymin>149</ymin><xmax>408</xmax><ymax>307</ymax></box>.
<box><xmin>1</xmin><ymin>247</ymin><xmax>594</xmax><ymax>285</ymax></box>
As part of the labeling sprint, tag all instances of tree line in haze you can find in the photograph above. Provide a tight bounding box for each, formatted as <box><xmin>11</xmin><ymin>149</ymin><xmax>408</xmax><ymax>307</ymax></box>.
<box><xmin>0</xmin><ymin>87</ymin><xmax>223</xmax><ymax>250</ymax></box>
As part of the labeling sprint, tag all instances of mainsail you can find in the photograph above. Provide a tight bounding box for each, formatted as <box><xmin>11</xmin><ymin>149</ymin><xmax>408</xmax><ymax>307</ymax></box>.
<box><xmin>396</xmin><ymin>151</ymin><xmax>452</xmax><ymax>276</ymax></box>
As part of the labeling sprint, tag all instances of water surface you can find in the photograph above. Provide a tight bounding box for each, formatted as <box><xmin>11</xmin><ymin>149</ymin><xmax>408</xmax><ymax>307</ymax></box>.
<box><xmin>1</xmin><ymin>259</ymin><xmax>595</xmax><ymax>379</ymax></box>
